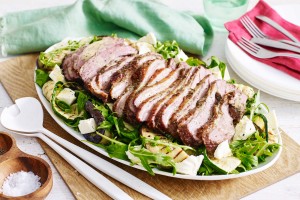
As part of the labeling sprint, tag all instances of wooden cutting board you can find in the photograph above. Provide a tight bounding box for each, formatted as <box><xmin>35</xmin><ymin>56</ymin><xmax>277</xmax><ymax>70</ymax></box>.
<box><xmin>1</xmin><ymin>54</ymin><xmax>300</xmax><ymax>200</ymax></box>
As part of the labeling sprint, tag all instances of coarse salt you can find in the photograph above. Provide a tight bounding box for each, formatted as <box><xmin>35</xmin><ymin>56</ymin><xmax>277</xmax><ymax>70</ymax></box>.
<box><xmin>0</xmin><ymin>170</ymin><xmax>41</xmax><ymax>197</ymax></box>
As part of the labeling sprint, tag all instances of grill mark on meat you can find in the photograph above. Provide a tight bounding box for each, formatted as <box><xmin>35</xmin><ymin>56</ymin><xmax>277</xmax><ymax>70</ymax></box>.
<box><xmin>168</xmin><ymin>74</ymin><xmax>216</xmax><ymax>136</ymax></box>
<box><xmin>87</xmin><ymin>56</ymin><xmax>135</xmax><ymax>102</ymax></box>
<box><xmin>200</xmin><ymin>91</ymin><xmax>247</xmax><ymax>154</ymax></box>
<box><xmin>177</xmin><ymin>80</ymin><xmax>236</xmax><ymax>147</ymax></box>
<box><xmin>110</xmin><ymin>53</ymin><xmax>162</xmax><ymax>100</ymax></box>
<box><xmin>123</xmin><ymin>59</ymin><xmax>167</xmax><ymax>123</ymax></box>
<box><xmin>79</xmin><ymin>44</ymin><xmax>137</xmax><ymax>83</ymax></box>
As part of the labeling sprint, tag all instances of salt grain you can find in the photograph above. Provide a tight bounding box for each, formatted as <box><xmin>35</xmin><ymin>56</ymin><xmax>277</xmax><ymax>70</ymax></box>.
<box><xmin>0</xmin><ymin>171</ymin><xmax>41</xmax><ymax>197</ymax></box>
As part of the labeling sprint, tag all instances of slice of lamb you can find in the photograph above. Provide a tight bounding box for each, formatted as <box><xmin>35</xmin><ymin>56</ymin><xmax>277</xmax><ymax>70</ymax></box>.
<box><xmin>110</xmin><ymin>53</ymin><xmax>162</xmax><ymax>100</ymax></box>
<box><xmin>62</xmin><ymin>45</ymin><xmax>87</xmax><ymax>81</ymax></box>
<box><xmin>168</xmin><ymin>74</ymin><xmax>216</xmax><ymax>136</ymax></box>
<box><xmin>154</xmin><ymin>66</ymin><xmax>210</xmax><ymax>134</ymax></box>
<box><xmin>87</xmin><ymin>56</ymin><xmax>135</xmax><ymax>102</ymax></box>
<box><xmin>123</xmin><ymin>59</ymin><xmax>167</xmax><ymax>123</ymax></box>
<box><xmin>177</xmin><ymin>80</ymin><xmax>236</xmax><ymax>147</ymax></box>
<box><xmin>201</xmin><ymin>91</ymin><xmax>247</xmax><ymax>154</ymax></box>
<box><xmin>132</xmin><ymin>61</ymin><xmax>186</xmax><ymax>109</ymax></box>
<box><xmin>79</xmin><ymin>44</ymin><xmax>137</xmax><ymax>83</ymax></box>
<box><xmin>113</xmin><ymin>87</ymin><xmax>134</xmax><ymax>117</ymax></box>
<box><xmin>62</xmin><ymin>37</ymin><xmax>124</xmax><ymax>81</ymax></box>
<box><xmin>146</xmin><ymin>66</ymin><xmax>194</xmax><ymax>129</ymax></box>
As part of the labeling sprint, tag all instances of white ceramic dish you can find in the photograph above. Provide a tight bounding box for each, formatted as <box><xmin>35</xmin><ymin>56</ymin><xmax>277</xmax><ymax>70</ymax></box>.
<box><xmin>35</xmin><ymin>39</ymin><xmax>282</xmax><ymax>181</ymax></box>
<box><xmin>225</xmin><ymin>4</ymin><xmax>300</xmax><ymax>102</ymax></box>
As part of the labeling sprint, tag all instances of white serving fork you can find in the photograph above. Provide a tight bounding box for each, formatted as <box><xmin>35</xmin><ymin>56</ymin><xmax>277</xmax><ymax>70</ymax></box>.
<box><xmin>240</xmin><ymin>15</ymin><xmax>300</xmax><ymax>48</ymax></box>
<box><xmin>237</xmin><ymin>37</ymin><xmax>300</xmax><ymax>59</ymax></box>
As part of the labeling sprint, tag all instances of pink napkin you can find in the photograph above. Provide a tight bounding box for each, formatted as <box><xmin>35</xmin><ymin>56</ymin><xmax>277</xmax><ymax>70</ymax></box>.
<box><xmin>225</xmin><ymin>0</ymin><xmax>300</xmax><ymax>80</ymax></box>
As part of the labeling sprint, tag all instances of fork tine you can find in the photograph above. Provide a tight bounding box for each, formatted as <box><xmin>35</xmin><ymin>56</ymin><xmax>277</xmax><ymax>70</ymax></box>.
<box><xmin>240</xmin><ymin>16</ymin><xmax>260</xmax><ymax>38</ymax></box>
<box><xmin>237</xmin><ymin>41</ymin><xmax>258</xmax><ymax>57</ymax></box>
<box><xmin>239</xmin><ymin>39</ymin><xmax>258</xmax><ymax>53</ymax></box>
<box><xmin>244</xmin><ymin>16</ymin><xmax>266</xmax><ymax>38</ymax></box>
<box><xmin>241</xmin><ymin>37</ymin><xmax>260</xmax><ymax>51</ymax></box>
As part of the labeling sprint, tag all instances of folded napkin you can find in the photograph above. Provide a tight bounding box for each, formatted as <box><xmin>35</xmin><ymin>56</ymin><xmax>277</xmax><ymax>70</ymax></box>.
<box><xmin>0</xmin><ymin>0</ymin><xmax>213</xmax><ymax>56</ymax></box>
<box><xmin>225</xmin><ymin>0</ymin><xmax>300</xmax><ymax>80</ymax></box>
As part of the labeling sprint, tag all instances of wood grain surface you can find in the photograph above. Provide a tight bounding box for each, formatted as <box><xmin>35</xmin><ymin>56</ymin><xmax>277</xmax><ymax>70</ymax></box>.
<box><xmin>1</xmin><ymin>54</ymin><xmax>299</xmax><ymax>200</ymax></box>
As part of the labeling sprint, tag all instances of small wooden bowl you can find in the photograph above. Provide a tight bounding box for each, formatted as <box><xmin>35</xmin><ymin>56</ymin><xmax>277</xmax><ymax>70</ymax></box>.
<box><xmin>0</xmin><ymin>132</ymin><xmax>53</xmax><ymax>200</ymax></box>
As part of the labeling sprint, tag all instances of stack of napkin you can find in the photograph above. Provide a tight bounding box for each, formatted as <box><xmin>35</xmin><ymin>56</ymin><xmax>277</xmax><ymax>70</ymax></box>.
<box><xmin>225</xmin><ymin>0</ymin><xmax>300</xmax><ymax>80</ymax></box>
<box><xmin>0</xmin><ymin>0</ymin><xmax>213</xmax><ymax>56</ymax></box>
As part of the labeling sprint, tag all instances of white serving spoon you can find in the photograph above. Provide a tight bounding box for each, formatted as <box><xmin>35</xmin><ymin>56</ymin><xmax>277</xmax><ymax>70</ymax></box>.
<box><xmin>1</xmin><ymin>97</ymin><xmax>171</xmax><ymax>200</ymax></box>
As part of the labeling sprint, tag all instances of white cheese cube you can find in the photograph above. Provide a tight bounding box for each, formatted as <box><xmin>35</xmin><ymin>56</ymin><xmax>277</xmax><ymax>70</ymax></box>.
<box><xmin>233</xmin><ymin>116</ymin><xmax>256</xmax><ymax>141</ymax></box>
<box><xmin>214</xmin><ymin>140</ymin><xmax>232</xmax><ymax>159</ymax></box>
<box><xmin>49</xmin><ymin>64</ymin><xmax>65</xmax><ymax>83</ymax></box>
<box><xmin>78</xmin><ymin>118</ymin><xmax>97</xmax><ymax>134</ymax></box>
<box><xmin>176</xmin><ymin>155</ymin><xmax>204</xmax><ymax>175</ymax></box>
<box><xmin>136</xmin><ymin>42</ymin><xmax>155</xmax><ymax>55</ymax></box>
<box><xmin>174</xmin><ymin>50</ymin><xmax>188</xmax><ymax>63</ymax></box>
<box><xmin>56</xmin><ymin>88</ymin><xmax>76</xmax><ymax>105</ymax></box>
<box><xmin>211</xmin><ymin>156</ymin><xmax>241</xmax><ymax>173</ymax></box>
<box><xmin>209</xmin><ymin>66</ymin><xmax>231</xmax><ymax>81</ymax></box>
<box><xmin>138</xmin><ymin>32</ymin><xmax>157</xmax><ymax>45</ymax></box>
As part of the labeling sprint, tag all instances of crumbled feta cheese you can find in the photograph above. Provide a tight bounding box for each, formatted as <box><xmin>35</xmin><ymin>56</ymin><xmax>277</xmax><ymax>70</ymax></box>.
<box><xmin>56</xmin><ymin>88</ymin><xmax>76</xmax><ymax>105</ymax></box>
<box><xmin>78</xmin><ymin>118</ymin><xmax>97</xmax><ymax>134</ymax></box>
<box><xmin>49</xmin><ymin>65</ymin><xmax>65</xmax><ymax>83</ymax></box>
<box><xmin>138</xmin><ymin>32</ymin><xmax>157</xmax><ymax>45</ymax></box>
<box><xmin>233</xmin><ymin>116</ymin><xmax>256</xmax><ymax>141</ymax></box>
<box><xmin>214</xmin><ymin>140</ymin><xmax>232</xmax><ymax>159</ymax></box>
<box><xmin>211</xmin><ymin>156</ymin><xmax>241</xmax><ymax>173</ymax></box>
<box><xmin>234</xmin><ymin>84</ymin><xmax>255</xmax><ymax>98</ymax></box>
<box><xmin>174</xmin><ymin>50</ymin><xmax>188</xmax><ymax>63</ymax></box>
<box><xmin>136</xmin><ymin>42</ymin><xmax>155</xmax><ymax>55</ymax></box>
<box><xmin>176</xmin><ymin>155</ymin><xmax>204</xmax><ymax>175</ymax></box>
<box><xmin>209</xmin><ymin>66</ymin><xmax>230</xmax><ymax>81</ymax></box>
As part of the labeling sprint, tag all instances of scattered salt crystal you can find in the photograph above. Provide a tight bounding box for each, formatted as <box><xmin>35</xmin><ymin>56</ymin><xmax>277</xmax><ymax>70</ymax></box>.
<box><xmin>0</xmin><ymin>171</ymin><xmax>41</xmax><ymax>197</ymax></box>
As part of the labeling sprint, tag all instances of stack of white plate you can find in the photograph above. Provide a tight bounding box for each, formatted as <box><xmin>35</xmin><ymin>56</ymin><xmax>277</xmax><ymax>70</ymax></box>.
<box><xmin>225</xmin><ymin>4</ymin><xmax>300</xmax><ymax>102</ymax></box>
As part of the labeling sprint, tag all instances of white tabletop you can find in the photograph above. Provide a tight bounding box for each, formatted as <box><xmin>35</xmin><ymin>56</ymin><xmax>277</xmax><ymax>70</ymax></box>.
<box><xmin>0</xmin><ymin>0</ymin><xmax>299</xmax><ymax>199</ymax></box>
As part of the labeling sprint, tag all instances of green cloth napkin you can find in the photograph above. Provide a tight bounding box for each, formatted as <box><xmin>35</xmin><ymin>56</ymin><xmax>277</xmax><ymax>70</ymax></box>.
<box><xmin>0</xmin><ymin>0</ymin><xmax>213</xmax><ymax>56</ymax></box>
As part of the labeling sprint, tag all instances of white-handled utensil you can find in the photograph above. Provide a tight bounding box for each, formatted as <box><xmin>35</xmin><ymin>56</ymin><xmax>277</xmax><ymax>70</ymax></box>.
<box><xmin>0</xmin><ymin>97</ymin><xmax>132</xmax><ymax>200</ymax></box>
<box><xmin>0</xmin><ymin>97</ymin><xmax>171</xmax><ymax>200</ymax></box>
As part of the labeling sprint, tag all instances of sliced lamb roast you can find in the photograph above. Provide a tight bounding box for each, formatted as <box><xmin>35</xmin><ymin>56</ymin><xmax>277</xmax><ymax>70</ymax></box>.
<box><xmin>110</xmin><ymin>53</ymin><xmax>162</xmax><ymax>100</ymax></box>
<box><xmin>200</xmin><ymin>91</ymin><xmax>247</xmax><ymax>154</ymax></box>
<box><xmin>62</xmin><ymin>37</ymin><xmax>125</xmax><ymax>81</ymax></box>
<box><xmin>168</xmin><ymin>74</ymin><xmax>217</xmax><ymax>137</ymax></box>
<box><xmin>87</xmin><ymin>56</ymin><xmax>135</xmax><ymax>102</ymax></box>
<box><xmin>79</xmin><ymin>44</ymin><xmax>137</xmax><ymax>83</ymax></box>
<box><xmin>177</xmin><ymin>80</ymin><xmax>236</xmax><ymax>147</ymax></box>
<box><xmin>123</xmin><ymin>58</ymin><xmax>167</xmax><ymax>123</ymax></box>
<box><xmin>154</xmin><ymin>66</ymin><xmax>211</xmax><ymax>134</ymax></box>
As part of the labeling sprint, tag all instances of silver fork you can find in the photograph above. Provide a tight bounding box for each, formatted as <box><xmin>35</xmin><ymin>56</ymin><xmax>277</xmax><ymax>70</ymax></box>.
<box><xmin>240</xmin><ymin>15</ymin><xmax>300</xmax><ymax>47</ymax></box>
<box><xmin>238</xmin><ymin>37</ymin><xmax>300</xmax><ymax>59</ymax></box>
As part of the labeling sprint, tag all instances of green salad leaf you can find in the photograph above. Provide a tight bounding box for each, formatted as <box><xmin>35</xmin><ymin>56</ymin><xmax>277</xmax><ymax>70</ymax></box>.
<box><xmin>230</xmin><ymin>132</ymin><xmax>280</xmax><ymax>170</ymax></box>
<box><xmin>155</xmin><ymin>40</ymin><xmax>180</xmax><ymax>59</ymax></box>
<box><xmin>206</xmin><ymin>56</ymin><xmax>227</xmax><ymax>79</ymax></box>
<box><xmin>35</xmin><ymin>69</ymin><xmax>49</xmax><ymax>87</ymax></box>
<box><xmin>186</xmin><ymin>57</ymin><xmax>206</xmax><ymax>67</ymax></box>
<box><xmin>128</xmin><ymin>139</ymin><xmax>176</xmax><ymax>176</ymax></box>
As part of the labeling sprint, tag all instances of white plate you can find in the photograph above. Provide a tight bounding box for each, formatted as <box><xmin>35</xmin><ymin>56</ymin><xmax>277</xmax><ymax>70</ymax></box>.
<box><xmin>35</xmin><ymin>39</ymin><xmax>282</xmax><ymax>181</ymax></box>
<box><xmin>225</xmin><ymin>4</ymin><xmax>300</xmax><ymax>102</ymax></box>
